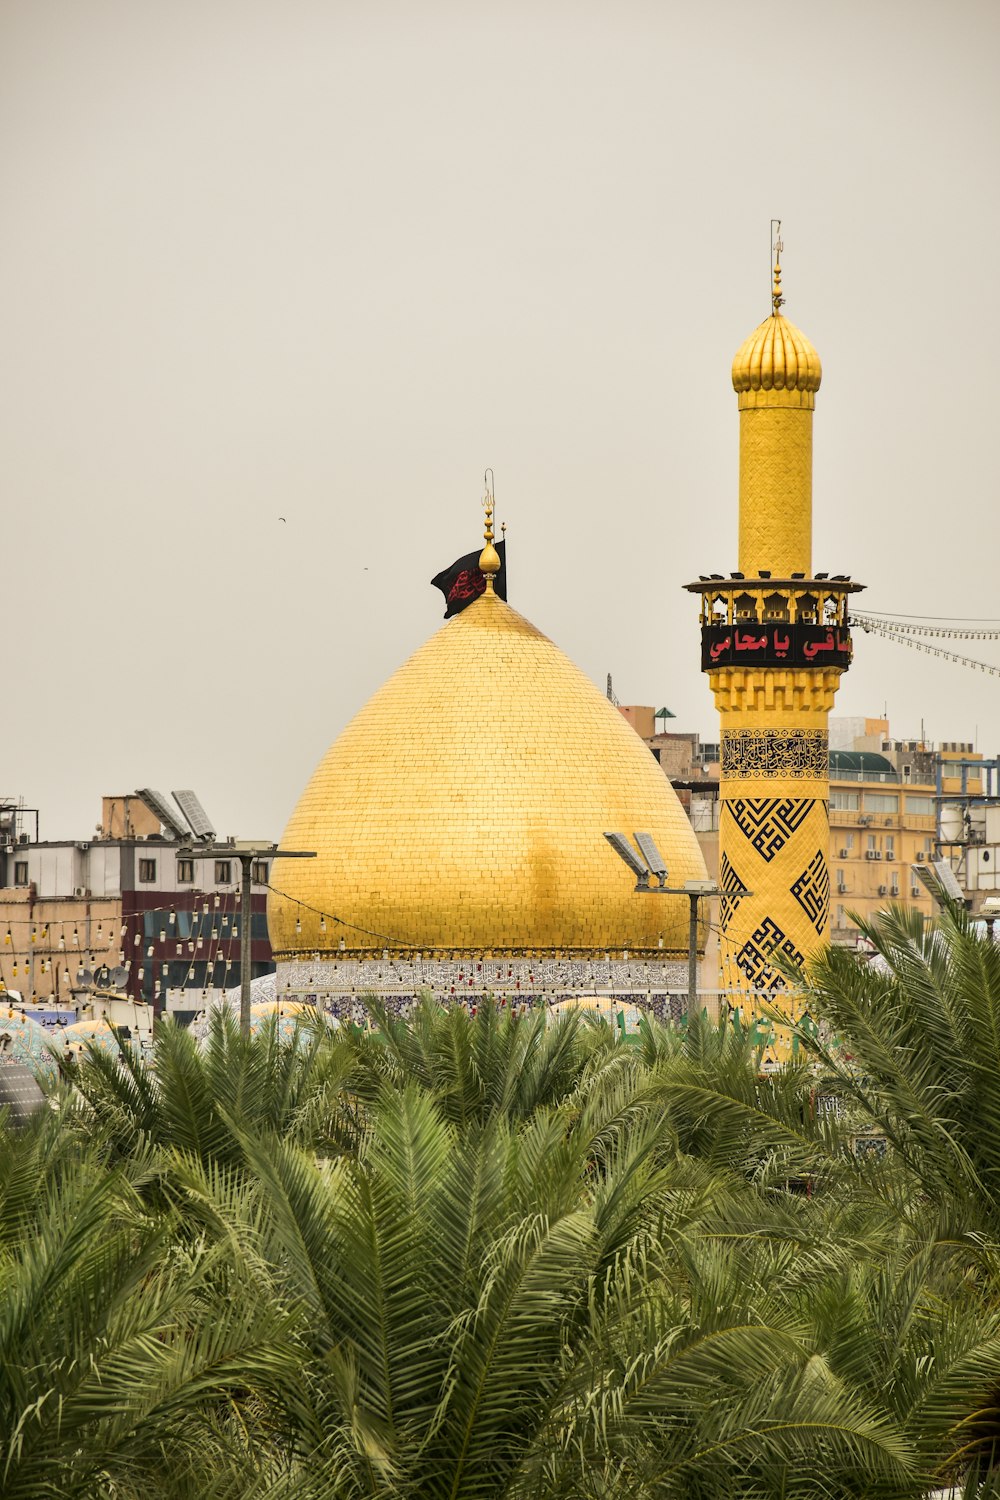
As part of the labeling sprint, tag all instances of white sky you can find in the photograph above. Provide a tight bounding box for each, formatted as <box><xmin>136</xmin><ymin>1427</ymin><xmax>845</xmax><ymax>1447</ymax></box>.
<box><xmin>2</xmin><ymin>0</ymin><xmax>998</xmax><ymax>841</ymax></box>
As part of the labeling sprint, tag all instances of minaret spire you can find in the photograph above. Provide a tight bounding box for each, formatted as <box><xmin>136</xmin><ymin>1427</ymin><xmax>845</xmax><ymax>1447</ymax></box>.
<box><xmin>479</xmin><ymin>468</ymin><xmax>501</xmax><ymax>592</ymax></box>
<box><xmin>771</xmin><ymin>219</ymin><xmax>784</xmax><ymax>315</ymax></box>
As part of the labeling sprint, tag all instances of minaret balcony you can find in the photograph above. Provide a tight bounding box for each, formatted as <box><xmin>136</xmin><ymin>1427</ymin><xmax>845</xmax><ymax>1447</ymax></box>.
<box><xmin>685</xmin><ymin>574</ymin><xmax>864</xmax><ymax>672</ymax></box>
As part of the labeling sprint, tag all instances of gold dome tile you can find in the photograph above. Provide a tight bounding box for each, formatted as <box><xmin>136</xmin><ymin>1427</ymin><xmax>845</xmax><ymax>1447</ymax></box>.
<box><xmin>269</xmin><ymin>592</ymin><xmax>708</xmax><ymax>957</ymax></box>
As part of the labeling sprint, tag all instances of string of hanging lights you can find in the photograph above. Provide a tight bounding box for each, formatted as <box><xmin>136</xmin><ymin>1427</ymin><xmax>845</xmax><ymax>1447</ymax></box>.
<box><xmin>0</xmin><ymin>891</ymin><xmax>254</xmax><ymax>999</ymax></box>
<box><xmin>262</xmin><ymin>879</ymin><xmax>425</xmax><ymax>951</ymax></box>
<box><xmin>850</xmin><ymin>614</ymin><xmax>1000</xmax><ymax>678</ymax></box>
<box><xmin>851</xmin><ymin>611</ymin><xmax>1000</xmax><ymax>641</ymax></box>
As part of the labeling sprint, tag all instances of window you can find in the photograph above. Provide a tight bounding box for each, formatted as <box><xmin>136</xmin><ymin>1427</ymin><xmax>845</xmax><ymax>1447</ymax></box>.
<box><xmin>905</xmin><ymin>795</ymin><xmax>935</xmax><ymax>815</ymax></box>
<box><xmin>13</xmin><ymin>860</ymin><xmax>28</xmax><ymax>886</ymax></box>
<box><xmin>830</xmin><ymin>790</ymin><xmax>860</xmax><ymax>811</ymax></box>
<box><xmin>176</xmin><ymin>859</ymin><xmax>194</xmax><ymax>884</ymax></box>
<box><xmin>844</xmin><ymin>832</ymin><xmax>854</xmax><ymax>850</ymax></box>
<box><xmin>837</xmin><ymin>905</ymin><xmax>846</xmax><ymax>928</ymax></box>
<box><xmin>885</xmin><ymin>835</ymin><xmax>895</xmax><ymax>860</ymax></box>
<box><xmin>139</xmin><ymin>858</ymin><xmax>157</xmax><ymax>883</ymax></box>
<box><xmin>890</xmin><ymin>875</ymin><xmax>899</xmax><ymax>896</ymax></box>
<box><xmin>864</xmin><ymin>793</ymin><xmax>899</xmax><ymax>813</ymax></box>
<box><xmin>251</xmin><ymin>860</ymin><xmax>269</xmax><ymax>885</ymax></box>
<box><xmin>867</xmin><ymin>834</ymin><xmax>877</xmax><ymax>853</ymax></box>
<box><xmin>214</xmin><ymin>860</ymin><xmax>232</xmax><ymax>884</ymax></box>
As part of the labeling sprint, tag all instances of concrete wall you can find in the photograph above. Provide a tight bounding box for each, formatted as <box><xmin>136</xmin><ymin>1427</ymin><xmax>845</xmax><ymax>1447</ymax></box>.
<box><xmin>618</xmin><ymin>705</ymin><xmax>656</xmax><ymax>739</ymax></box>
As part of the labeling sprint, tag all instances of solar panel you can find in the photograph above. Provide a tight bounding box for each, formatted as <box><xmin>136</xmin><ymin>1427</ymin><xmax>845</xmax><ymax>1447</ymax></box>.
<box><xmin>603</xmin><ymin>832</ymin><xmax>650</xmax><ymax>882</ymax></box>
<box><xmin>634</xmin><ymin>832</ymin><xmax>668</xmax><ymax>879</ymax></box>
<box><xmin>0</xmin><ymin>1064</ymin><xmax>46</xmax><ymax>1125</ymax></box>
<box><xmin>135</xmin><ymin>788</ymin><xmax>189</xmax><ymax>842</ymax></box>
<box><xmin>171</xmin><ymin>790</ymin><xmax>216</xmax><ymax>842</ymax></box>
<box><xmin>931</xmin><ymin>857</ymin><xmax>965</xmax><ymax>904</ymax></box>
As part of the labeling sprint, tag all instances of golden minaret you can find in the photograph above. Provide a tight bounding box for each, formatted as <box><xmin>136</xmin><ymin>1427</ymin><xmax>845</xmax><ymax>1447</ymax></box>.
<box><xmin>688</xmin><ymin>235</ymin><xmax>862</xmax><ymax>1009</ymax></box>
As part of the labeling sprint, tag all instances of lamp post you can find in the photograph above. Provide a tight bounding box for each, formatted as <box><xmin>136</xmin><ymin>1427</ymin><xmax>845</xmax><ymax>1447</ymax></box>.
<box><xmin>910</xmin><ymin>855</ymin><xmax>972</xmax><ymax>913</ymax></box>
<box><xmin>177</xmin><ymin>840</ymin><xmax>315</xmax><ymax>1035</ymax></box>
<box><xmin>604</xmin><ymin>832</ymin><xmax>749</xmax><ymax>1014</ymax></box>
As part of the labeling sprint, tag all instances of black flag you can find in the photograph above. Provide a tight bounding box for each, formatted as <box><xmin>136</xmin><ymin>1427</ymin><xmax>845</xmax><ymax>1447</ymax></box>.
<box><xmin>430</xmin><ymin>539</ymin><xmax>507</xmax><ymax>618</ymax></box>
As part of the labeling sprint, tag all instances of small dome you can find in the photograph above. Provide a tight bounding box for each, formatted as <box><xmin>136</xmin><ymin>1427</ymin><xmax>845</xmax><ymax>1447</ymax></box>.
<box><xmin>269</xmin><ymin>590</ymin><xmax>708</xmax><ymax>958</ymax></box>
<box><xmin>732</xmin><ymin>314</ymin><xmax>822</xmax><ymax>397</ymax></box>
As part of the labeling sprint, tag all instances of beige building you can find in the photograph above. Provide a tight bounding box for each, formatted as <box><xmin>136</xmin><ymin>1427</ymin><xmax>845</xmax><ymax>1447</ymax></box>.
<box><xmin>827</xmin><ymin>749</ymin><xmax>936</xmax><ymax>939</ymax></box>
<box><xmin>618</xmin><ymin>707</ymin><xmax>990</xmax><ymax>949</ymax></box>
<box><xmin>0</xmin><ymin>794</ymin><xmax>274</xmax><ymax>1014</ymax></box>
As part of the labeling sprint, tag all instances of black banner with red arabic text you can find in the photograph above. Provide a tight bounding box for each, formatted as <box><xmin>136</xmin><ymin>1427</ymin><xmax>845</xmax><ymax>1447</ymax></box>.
<box><xmin>701</xmin><ymin>622</ymin><xmax>853</xmax><ymax>672</ymax></box>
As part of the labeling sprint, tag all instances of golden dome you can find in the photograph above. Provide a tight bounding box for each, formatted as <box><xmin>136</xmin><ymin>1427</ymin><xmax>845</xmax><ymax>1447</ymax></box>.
<box><xmin>269</xmin><ymin>591</ymin><xmax>707</xmax><ymax>958</ymax></box>
<box><xmin>732</xmin><ymin>313</ymin><xmax>822</xmax><ymax>401</ymax></box>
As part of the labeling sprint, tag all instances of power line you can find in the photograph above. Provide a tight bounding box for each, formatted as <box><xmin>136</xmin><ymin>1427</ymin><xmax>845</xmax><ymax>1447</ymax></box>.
<box><xmin>854</xmin><ymin>610</ymin><xmax>1000</xmax><ymax>623</ymax></box>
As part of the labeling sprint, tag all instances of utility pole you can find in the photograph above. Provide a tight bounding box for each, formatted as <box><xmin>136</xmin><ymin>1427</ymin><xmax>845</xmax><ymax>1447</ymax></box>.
<box><xmin>604</xmin><ymin>832</ymin><xmax>748</xmax><ymax>1014</ymax></box>
<box><xmin>177</xmin><ymin>840</ymin><xmax>315</xmax><ymax>1035</ymax></box>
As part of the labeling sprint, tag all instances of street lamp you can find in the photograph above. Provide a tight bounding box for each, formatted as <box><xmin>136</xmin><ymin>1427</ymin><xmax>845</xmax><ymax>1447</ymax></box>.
<box><xmin>910</xmin><ymin>855</ymin><xmax>971</xmax><ymax>912</ymax></box>
<box><xmin>604</xmin><ymin>832</ymin><xmax>747</xmax><ymax>1014</ymax></box>
<box><xmin>177</xmin><ymin>840</ymin><xmax>315</xmax><ymax>1035</ymax></box>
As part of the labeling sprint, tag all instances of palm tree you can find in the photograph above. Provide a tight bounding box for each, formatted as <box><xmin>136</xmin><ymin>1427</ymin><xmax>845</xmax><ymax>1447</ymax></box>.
<box><xmin>341</xmin><ymin>994</ymin><xmax>618</xmax><ymax>1126</ymax></box>
<box><xmin>0</xmin><ymin>1100</ymin><xmax>298</xmax><ymax>1500</ymax></box>
<box><xmin>207</xmin><ymin>1034</ymin><xmax>930</xmax><ymax>1498</ymax></box>
<box><xmin>64</xmin><ymin>1007</ymin><xmax>363</xmax><ymax>1170</ymax></box>
<box><xmin>798</xmin><ymin>902</ymin><xmax>1000</xmax><ymax>1243</ymax></box>
<box><xmin>49</xmin><ymin>985</ymin><xmax>1000</xmax><ymax>1497</ymax></box>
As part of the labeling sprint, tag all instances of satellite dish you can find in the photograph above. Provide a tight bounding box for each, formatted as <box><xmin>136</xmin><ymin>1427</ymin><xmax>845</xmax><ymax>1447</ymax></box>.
<box><xmin>78</xmin><ymin>968</ymin><xmax>94</xmax><ymax>987</ymax></box>
<box><xmin>110</xmin><ymin>967</ymin><xmax>129</xmax><ymax>989</ymax></box>
<box><xmin>94</xmin><ymin>966</ymin><xmax>111</xmax><ymax>988</ymax></box>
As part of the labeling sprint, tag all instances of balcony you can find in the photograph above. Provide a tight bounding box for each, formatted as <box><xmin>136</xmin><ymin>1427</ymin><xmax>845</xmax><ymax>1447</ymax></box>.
<box><xmin>829</xmin><ymin>809</ymin><xmax>936</xmax><ymax>832</ymax></box>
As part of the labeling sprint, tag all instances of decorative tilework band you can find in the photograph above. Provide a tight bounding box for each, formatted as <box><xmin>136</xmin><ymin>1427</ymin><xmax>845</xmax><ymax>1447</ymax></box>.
<box><xmin>722</xmin><ymin>728</ymin><xmax>828</xmax><ymax>780</ymax></box>
<box><xmin>732</xmin><ymin>917</ymin><xmax>805</xmax><ymax>993</ymax></box>
<box><xmin>718</xmin><ymin>794</ymin><xmax>830</xmax><ymax>995</ymax></box>
<box><xmin>791</xmin><ymin>848</ymin><xmax>830</xmax><ymax>934</ymax></box>
<box><xmin>275</xmin><ymin>955</ymin><xmax>689</xmax><ymax>1000</ymax></box>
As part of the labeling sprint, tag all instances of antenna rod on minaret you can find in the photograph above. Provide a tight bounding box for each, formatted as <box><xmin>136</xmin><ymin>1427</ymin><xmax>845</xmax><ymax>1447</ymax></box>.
<box><xmin>479</xmin><ymin>469</ymin><xmax>501</xmax><ymax>593</ymax></box>
<box><xmin>771</xmin><ymin>219</ymin><xmax>784</xmax><ymax>315</ymax></box>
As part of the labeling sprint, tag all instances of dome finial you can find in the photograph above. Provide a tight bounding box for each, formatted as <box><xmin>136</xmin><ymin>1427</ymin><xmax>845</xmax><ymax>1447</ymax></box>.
<box><xmin>771</xmin><ymin>218</ymin><xmax>785</xmax><ymax>316</ymax></box>
<box><xmin>479</xmin><ymin>468</ymin><xmax>500</xmax><ymax>590</ymax></box>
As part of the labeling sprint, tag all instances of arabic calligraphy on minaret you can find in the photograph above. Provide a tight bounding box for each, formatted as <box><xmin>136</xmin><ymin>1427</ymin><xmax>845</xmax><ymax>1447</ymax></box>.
<box><xmin>686</xmin><ymin>236</ymin><xmax>863</xmax><ymax>1020</ymax></box>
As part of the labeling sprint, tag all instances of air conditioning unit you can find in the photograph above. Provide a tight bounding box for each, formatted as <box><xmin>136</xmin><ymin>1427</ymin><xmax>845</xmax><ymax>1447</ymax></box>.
<box><xmin>875</xmin><ymin>852</ymin><xmax>883</xmax><ymax>860</ymax></box>
<box><xmin>911</xmin><ymin>886</ymin><xmax>921</xmax><ymax>897</ymax></box>
<box><xmin>916</xmin><ymin>852</ymin><xmax>926</xmax><ymax>862</ymax></box>
<box><xmin>839</xmin><ymin>848</ymin><xmax>850</xmax><ymax>858</ymax></box>
<box><xmin>837</xmin><ymin>882</ymin><xmax>848</xmax><ymax>894</ymax></box>
<box><xmin>72</xmin><ymin>886</ymin><xmax>91</xmax><ymax>898</ymax></box>
<box><xmin>865</xmin><ymin>850</ymin><xmax>877</xmax><ymax>860</ymax></box>
<box><xmin>877</xmin><ymin>885</ymin><xmax>887</xmax><ymax>896</ymax></box>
